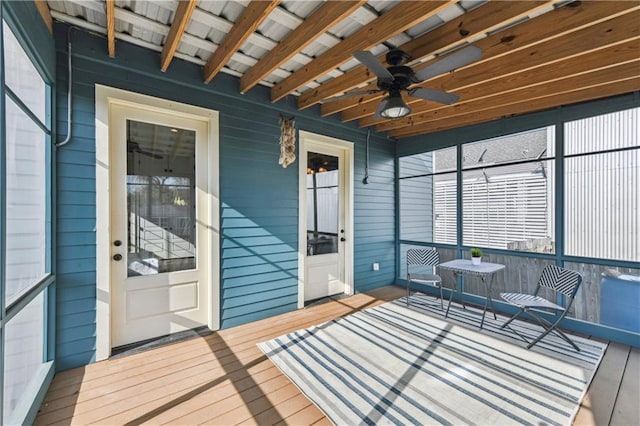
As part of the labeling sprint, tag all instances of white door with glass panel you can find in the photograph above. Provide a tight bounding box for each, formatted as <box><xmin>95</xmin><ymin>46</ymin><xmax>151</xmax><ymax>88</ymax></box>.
<box><xmin>304</xmin><ymin>147</ymin><xmax>346</xmax><ymax>301</ymax></box>
<box><xmin>110</xmin><ymin>104</ymin><xmax>210</xmax><ymax>347</ymax></box>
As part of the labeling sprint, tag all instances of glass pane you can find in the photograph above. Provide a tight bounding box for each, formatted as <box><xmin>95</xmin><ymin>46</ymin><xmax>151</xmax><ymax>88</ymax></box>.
<box><xmin>399</xmin><ymin>152</ymin><xmax>434</xmax><ymax>178</ymax></box>
<box><xmin>127</xmin><ymin>121</ymin><xmax>196</xmax><ymax>276</ymax></box>
<box><xmin>307</xmin><ymin>152</ymin><xmax>339</xmax><ymax>256</ymax></box>
<box><xmin>462</xmin><ymin>127</ymin><xmax>555</xmax><ymax>169</ymax></box>
<box><xmin>399</xmin><ymin>172</ymin><xmax>457</xmax><ymax>244</ymax></box>
<box><xmin>463</xmin><ymin>160</ymin><xmax>555</xmax><ymax>252</ymax></box>
<box><xmin>4</xmin><ymin>292</ymin><xmax>45</xmax><ymax>420</ymax></box>
<box><xmin>3</xmin><ymin>22</ymin><xmax>47</xmax><ymax>123</ymax></box>
<box><xmin>400</xmin><ymin>175</ymin><xmax>433</xmax><ymax>242</ymax></box>
<box><xmin>434</xmin><ymin>172</ymin><xmax>457</xmax><ymax>244</ymax></box>
<box><xmin>432</xmin><ymin>146</ymin><xmax>457</xmax><ymax>173</ymax></box>
<box><xmin>565</xmin><ymin>150</ymin><xmax>639</xmax><ymax>261</ymax></box>
<box><xmin>399</xmin><ymin>147</ymin><xmax>457</xmax><ymax>178</ymax></box>
<box><xmin>4</xmin><ymin>96</ymin><xmax>47</xmax><ymax>306</ymax></box>
<box><xmin>565</xmin><ymin>107</ymin><xmax>640</xmax><ymax>155</ymax></box>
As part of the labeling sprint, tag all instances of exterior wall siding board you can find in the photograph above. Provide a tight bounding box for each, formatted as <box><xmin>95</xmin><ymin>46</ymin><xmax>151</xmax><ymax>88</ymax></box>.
<box><xmin>221</xmin><ymin>278</ymin><xmax>295</xmax><ymax>298</ymax></box>
<box><xmin>53</xmin><ymin>24</ymin><xmax>395</xmax><ymax>370</ymax></box>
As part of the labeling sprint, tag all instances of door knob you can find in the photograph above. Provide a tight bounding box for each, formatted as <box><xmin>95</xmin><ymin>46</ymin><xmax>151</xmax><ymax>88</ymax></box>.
<box><xmin>340</xmin><ymin>237</ymin><xmax>346</xmax><ymax>242</ymax></box>
<box><xmin>113</xmin><ymin>253</ymin><xmax>123</xmax><ymax>261</ymax></box>
<box><xmin>113</xmin><ymin>240</ymin><xmax>122</xmax><ymax>247</ymax></box>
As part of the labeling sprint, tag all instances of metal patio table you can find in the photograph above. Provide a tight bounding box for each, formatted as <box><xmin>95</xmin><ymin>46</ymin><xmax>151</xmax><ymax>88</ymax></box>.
<box><xmin>438</xmin><ymin>259</ymin><xmax>505</xmax><ymax>329</ymax></box>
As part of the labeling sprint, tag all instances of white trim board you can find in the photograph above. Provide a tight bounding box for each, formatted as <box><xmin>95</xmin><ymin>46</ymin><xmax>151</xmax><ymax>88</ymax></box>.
<box><xmin>297</xmin><ymin>130</ymin><xmax>355</xmax><ymax>309</ymax></box>
<box><xmin>94</xmin><ymin>85</ymin><xmax>220</xmax><ymax>361</ymax></box>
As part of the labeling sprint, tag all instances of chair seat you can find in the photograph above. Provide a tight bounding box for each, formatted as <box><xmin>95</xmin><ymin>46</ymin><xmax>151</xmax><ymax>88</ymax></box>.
<box><xmin>500</xmin><ymin>292</ymin><xmax>564</xmax><ymax>311</ymax></box>
<box><xmin>409</xmin><ymin>273</ymin><xmax>442</xmax><ymax>285</ymax></box>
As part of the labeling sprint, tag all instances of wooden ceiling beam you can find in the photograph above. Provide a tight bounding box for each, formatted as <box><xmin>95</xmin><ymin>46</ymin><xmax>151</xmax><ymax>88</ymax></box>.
<box><xmin>388</xmin><ymin>60</ymin><xmax>640</xmax><ymax>136</ymax></box>
<box><xmin>376</xmin><ymin>39</ymin><xmax>640</xmax><ymax>132</ymax></box>
<box><xmin>106</xmin><ymin>0</ymin><xmax>116</xmax><ymax>58</ymax></box>
<box><xmin>389</xmin><ymin>73</ymin><xmax>640</xmax><ymax>138</ymax></box>
<box><xmin>35</xmin><ymin>0</ymin><xmax>53</xmax><ymax>33</ymax></box>
<box><xmin>203</xmin><ymin>0</ymin><xmax>280</xmax><ymax>84</ymax></box>
<box><xmin>298</xmin><ymin>0</ymin><xmax>553</xmax><ymax>111</ymax></box>
<box><xmin>161</xmin><ymin>0</ymin><xmax>198</xmax><ymax>72</ymax></box>
<box><xmin>270</xmin><ymin>1</ymin><xmax>454</xmax><ymax>103</ymax></box>
<box><xmin>240</xmin><ymin>1</ymin><xmax>366</xmax><ymax>94</ymax></box>
<box><xmin>334</xmin><ymin>1</ymin><xmax>640</xmax><ymax>123</ymax></box>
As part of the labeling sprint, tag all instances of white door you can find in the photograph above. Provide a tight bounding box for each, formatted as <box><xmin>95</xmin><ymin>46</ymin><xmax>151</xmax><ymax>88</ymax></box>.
<box><xmin>110</xmin><ymin>104</ymin><xmax>210</xmax><ymax>348</ymax></box>
<box><xmin>303</xmin><ymin>145</ymin><xmax>347</xmax><ymax>301</ymax></box>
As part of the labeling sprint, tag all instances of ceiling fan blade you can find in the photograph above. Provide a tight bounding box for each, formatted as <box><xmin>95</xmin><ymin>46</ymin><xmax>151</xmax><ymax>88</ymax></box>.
<box><xmin>414</xmin><ymin>45</ymin><xmax>483</xmax><ymax>82</ymax></box>
<box><xmin>324</xmin><ymin>89</ymin><xmax>382</xmax><ymax>102</ymax></box>
<box><xmin>353</xmin><ymin>50</ymin><xmax>394</xmax><ymax>82</ymax></box>
<box><xmin>409</xmin><ymin>87</ymin><xmax>459</xmax><ymax>105</ymax></box>
<box><xmin>128</xmin><ymin>140</ymin><xmax>164</xmax><ymax>159</ymax></box>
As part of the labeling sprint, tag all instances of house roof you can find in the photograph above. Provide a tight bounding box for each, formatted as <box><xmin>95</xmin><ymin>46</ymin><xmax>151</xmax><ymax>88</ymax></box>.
<box><xmin>41</xmin><ymin>0</ymin><xmax>640</xmax><ymax>138</ymax></box>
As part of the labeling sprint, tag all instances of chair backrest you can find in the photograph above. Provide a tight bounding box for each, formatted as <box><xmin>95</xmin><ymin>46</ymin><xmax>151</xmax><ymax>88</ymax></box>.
<box><xmin>407</xmin><ymin>248</ymin><xmax>440</xmax><ymax>268</ymax></box>
<box><xmin>538</xmin><ymin>265</ymin><xmax>582</xmax><ymax>299</ymax></box>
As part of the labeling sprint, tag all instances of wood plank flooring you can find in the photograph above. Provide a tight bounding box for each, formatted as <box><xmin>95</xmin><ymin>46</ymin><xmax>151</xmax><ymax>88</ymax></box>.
<box><xmin>35</xmin><ymin>285</ymin><xmax>639</xmax><ymax>425</ymax></box>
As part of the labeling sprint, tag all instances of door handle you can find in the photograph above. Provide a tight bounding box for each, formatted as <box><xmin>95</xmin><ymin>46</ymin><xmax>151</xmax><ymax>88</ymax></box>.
<box><xmin>113</xmin><ymin>253</ymin><xmax>123</xmax><ymax>261</ymax></box>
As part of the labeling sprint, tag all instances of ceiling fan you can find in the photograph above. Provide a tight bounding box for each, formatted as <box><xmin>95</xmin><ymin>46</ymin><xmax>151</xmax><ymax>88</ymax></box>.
<box><xmin>335</xmin><ymin>45</ymin><xmax>483</xmax><ymax>119</ymax></box>
<box><xmin>127</xmin><ymin>140</ymin><xmax>163</xmax><ymax>159</ymax></box>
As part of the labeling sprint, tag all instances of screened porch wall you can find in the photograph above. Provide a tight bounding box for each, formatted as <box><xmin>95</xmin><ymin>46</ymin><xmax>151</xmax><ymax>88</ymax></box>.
<box><xmin>53</xmin><ymin>23</ymin><xmax>396</xmax><ymax>371</ymax></box>
<box><xmin>397</xmin><ymin>95</ymin><xmax>640</xmax><ymax>346</ymax></box>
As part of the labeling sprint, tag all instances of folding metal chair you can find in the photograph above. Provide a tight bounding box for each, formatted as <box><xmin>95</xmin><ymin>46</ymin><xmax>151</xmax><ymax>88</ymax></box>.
<box><xmin>406</xmin><ymin>248</ymin><xmax>443</xmax><ymax>308</ymax></box>
<box><xmin>499</xmin><ymin>265</ymin><xmax>583</xmax><ymax>351</ymax></box>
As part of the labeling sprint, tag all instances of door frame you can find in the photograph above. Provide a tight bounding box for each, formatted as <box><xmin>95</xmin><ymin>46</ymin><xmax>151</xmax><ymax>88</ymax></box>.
<box><xmin>95</xmin><ymin>85</ymin><xmax>220</xmax><ymax>361</ymax></box>
<box><xmin>298</xmin><ymin>131</ymin><xmax>354</xmax><ymax>308</ymax></box>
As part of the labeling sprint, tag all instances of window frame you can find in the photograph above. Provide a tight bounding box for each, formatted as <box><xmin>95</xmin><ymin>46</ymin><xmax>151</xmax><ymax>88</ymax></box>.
<box><xmin>399</xmin><ymin>126</ymin><xmax>557</xmax><ymax>254</ymax></box>
<box><xmin>398</xmin><ymin>149</ymin><xmax>458</xmax><ymax>246</ymax></box>
<box><xmin>562</xmin><ymin>109</ymin><xmax>640</xmax><ymax>262</ymax></box>
<box><xmin>0</xmin><ymin>10</ymin><xmax>54</xmax><ymax>425</ymax></box>
<box><xmin>397</xmin><ymin>97</ymin><xmax>640</xmax><ymax>269</ymax></box>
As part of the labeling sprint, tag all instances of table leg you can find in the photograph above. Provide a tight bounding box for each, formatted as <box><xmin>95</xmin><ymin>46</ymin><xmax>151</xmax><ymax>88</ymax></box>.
<box><xmin>444</xmin><ymin>272</ymin><xmax>467</xmax><ymax>319</ymax></box>
<box><xmin>444</xmin><ymin>272</ymin><xmax>457</xmax><ymax>318</ymax></box>
<box><xmin>479</xmin><ymin>273</ymin><xmax>498</xmax><ymax>329</ymax></box>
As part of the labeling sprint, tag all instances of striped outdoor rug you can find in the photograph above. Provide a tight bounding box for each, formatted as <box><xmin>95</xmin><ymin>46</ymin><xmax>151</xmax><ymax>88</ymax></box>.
<box><xmin>258</xmin><ymin>292</ymin><xmax>607</xmax><ymax>426</ymax></box>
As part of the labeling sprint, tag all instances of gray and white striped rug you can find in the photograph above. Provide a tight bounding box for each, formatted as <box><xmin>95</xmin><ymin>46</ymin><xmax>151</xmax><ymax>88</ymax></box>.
<box><xmin>258</xmin><ymin>293</ymin><xmax>607</xmax><ymax>426</ymax></box>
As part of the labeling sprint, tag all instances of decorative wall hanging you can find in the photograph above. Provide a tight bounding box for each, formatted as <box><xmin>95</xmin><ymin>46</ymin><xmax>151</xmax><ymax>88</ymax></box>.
<box><xmin>278</xmin><ymin>114</ymin><xmax>296</xmax><ymax>168</ymax></box>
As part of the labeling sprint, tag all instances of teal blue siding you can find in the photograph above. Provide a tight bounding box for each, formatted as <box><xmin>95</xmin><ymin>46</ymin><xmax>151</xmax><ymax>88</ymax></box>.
<box><xmin>54</xmin><ymin>24</ymin><xmax>396</xmax><ymax>370</ymax></box>
<box><xmin>353</xmin><ymin>141</ymin><xmax>396</xmax><ymax>293</ymax></box>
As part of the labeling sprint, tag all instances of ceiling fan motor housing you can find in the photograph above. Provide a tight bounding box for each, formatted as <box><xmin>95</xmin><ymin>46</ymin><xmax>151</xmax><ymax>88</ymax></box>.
<box><xmin>378</xmin><ymin>65</ymin><xmax>415</xmax><ymax>92</ymax></box>
<box><xmin>386</xmin><ymin>49</ymin><xmax>411</xmax><ymax>66</ymax></box>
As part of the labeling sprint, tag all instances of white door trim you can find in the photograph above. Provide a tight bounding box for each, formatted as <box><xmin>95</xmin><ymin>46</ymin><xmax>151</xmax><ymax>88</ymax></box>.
<box><xmin>298</xmin><ymin>131</ymin><xmax>354</xmax><ymax>309</ymax></box>
<box><xmin>95</xmin><ymin>85</ymin><xmax>220</xmax><ymax>361</ymax></box>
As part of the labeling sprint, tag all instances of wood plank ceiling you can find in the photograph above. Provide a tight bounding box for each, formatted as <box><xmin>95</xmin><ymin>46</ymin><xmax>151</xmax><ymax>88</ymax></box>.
<box><xmin>42</xmin><ymin>0</ymin><xmax>640</xmax><ymax>138</ymax></box>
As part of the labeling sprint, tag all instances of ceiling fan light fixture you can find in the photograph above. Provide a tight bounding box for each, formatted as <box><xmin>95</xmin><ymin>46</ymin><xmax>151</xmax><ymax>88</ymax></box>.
<box><xmin>380</xmin><ymin>94</ymin><xmax>411</xmax><ymax>119</ymax></box>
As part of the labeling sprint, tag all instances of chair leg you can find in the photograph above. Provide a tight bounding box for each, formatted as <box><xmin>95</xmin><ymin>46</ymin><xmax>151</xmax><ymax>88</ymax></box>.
<box><xmin>500</xmin><ymin>308</ymin><xmax>525</xmax><ymax>329</ymax></box>
<box><xmin>550</xmin><ymin>326</ymin><xmax>581</xmax><ymax>351</ymax></box>
<box><xmin>406</xmin><ymin>280</ymin><xmax>410</xmax><ymax>307</ymax></box>
<box><xmin>499</xmin><ymin>308</ymin><xmax>533</xmax><ymax>344</ymax></box>
<box><xmin>527</xmin><ymin>312</ymin><xmax>581</xmax><ymax>351</ymax></box>
<box><xmin>439</xmin><ymin>284</ymin><xmax>444</xmax><ymax>310</ymax></box>
<box><xmin>444</xmin><ymin>286</ymin><xmax>456</xmax><ymax>318</ymax></box>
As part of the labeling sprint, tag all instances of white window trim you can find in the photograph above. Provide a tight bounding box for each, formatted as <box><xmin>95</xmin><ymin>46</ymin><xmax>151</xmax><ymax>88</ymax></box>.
<box><xmin>95</xmin><ymin>85</ymin><xmax>220</xmax><ymax>361</ymax></box>
<box><xmin>297</xmin><ymin>130</ymin><xmax>355</xmax><ymax>308</ymax></box>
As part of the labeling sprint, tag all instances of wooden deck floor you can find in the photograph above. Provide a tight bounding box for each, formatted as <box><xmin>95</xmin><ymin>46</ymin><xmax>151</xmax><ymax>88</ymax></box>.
<box><xmin>36</xmin><ymin>285</ymin><xmax>639</xmax><ymax>425</ymax></box>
